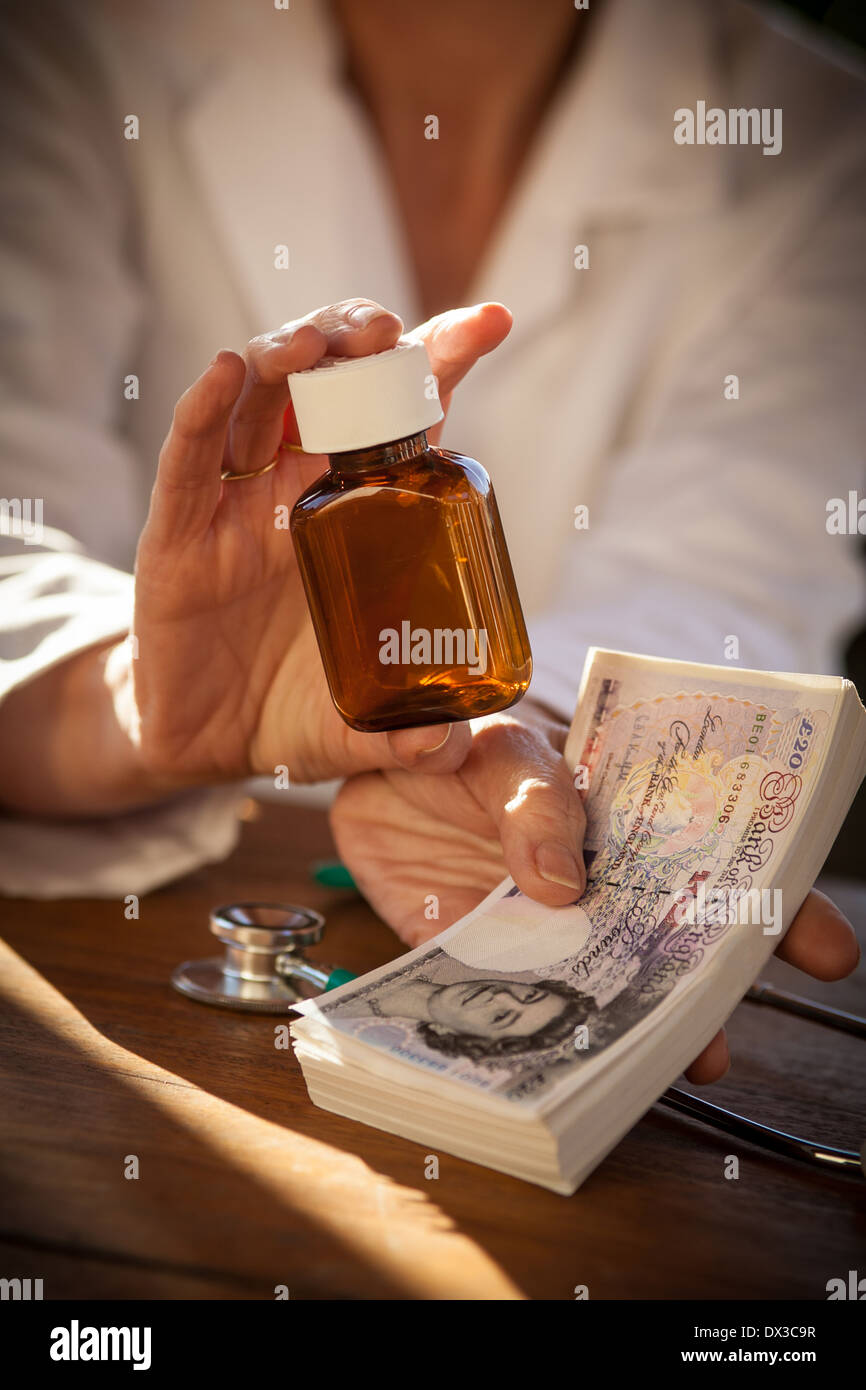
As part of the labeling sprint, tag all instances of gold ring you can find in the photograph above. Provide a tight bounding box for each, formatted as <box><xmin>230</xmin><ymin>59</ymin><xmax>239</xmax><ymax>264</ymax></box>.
<box><xmin>220</xmin><ymin>439</ymin><xmax>304</xmax><ymax>482</ymax></box>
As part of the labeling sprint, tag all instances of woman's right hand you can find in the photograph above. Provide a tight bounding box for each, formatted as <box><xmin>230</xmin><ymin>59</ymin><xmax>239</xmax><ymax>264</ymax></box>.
<box><xmin>129</xmin><ymin>299</ymin><xmax>512</xmax><ymax>796</ymax></box>
<box><xmin>0</xmin><ymin>298</ymin><xmax>512</xmax><ymax>814</ymax></box>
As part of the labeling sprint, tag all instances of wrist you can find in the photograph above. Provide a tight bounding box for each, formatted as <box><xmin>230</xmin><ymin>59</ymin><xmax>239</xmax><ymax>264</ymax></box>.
<box><xmin>0</xmin><ymin>639</ymin><xmax>191</xmax><ymax>817</ymax></box>
<box><xmin>99</xmin><ymin>639</ymin><xmax>204</xmax><ymax>808</ymax></box>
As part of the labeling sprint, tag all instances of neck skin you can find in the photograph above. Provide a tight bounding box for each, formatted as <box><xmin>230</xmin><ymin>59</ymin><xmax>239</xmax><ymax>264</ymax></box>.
<box><xmin>330</xmin><ymin>0</ymin><xmax>593</xmax><ymax>318</ymax></box>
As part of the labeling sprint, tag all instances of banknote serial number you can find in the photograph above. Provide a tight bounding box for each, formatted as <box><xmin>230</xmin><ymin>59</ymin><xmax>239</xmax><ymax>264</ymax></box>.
<box><xmin>718</xmin><ymin>761</ymin><xmax>752</xmax><ymax>824</ymax></box>
<box><xmin>789</xmin><ymin>716</ymin><xmax>814</xmax><ymax>771</ymax></box>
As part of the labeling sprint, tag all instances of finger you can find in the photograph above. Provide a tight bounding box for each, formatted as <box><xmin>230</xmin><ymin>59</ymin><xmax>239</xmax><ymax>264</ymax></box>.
<box><xmin>307</xmin><ymin>298</ymin><xmax>405</xmax><ymax>355</ymax></box>
<box><xmin>229</xmin><ymin>300</ymin><xmax>403</xmax><ymax>474</ymax></box>
<box><xmin>328</xmin><ymin>770</ymin><xmax>505</xmax><ymax>946</ymax></box>
<box><xmin>332</xmin><ymin>720</ymin><xmax>472</xmax><ymax>779</ymax></box>
<box><xmin>683</xmin><ymin>1029</ymin><xmax>731</xmax><ymax>1085</ymax></box>
<box><xmin>147</xmin><ymin>350</ymin><xmax>246</xmax><ymax>543</ymax></box>
<box><xmin>408</xmin><ymin>302</ymin><xmax>512</xmax><ymax>413</ymax></box>
<box><xmin>460</xmin><ymin>712</ymin><xmax>587</xmax><ymax>906</ymax></box>
<box><xmin>773</xmin><ymin>887</ymin><xmax>860</xmax><ymax>980</ymax></box>
<box><xmin>225</xmin><ymin>322</ymin><xmax>327</xmax><ymax>477</ymax></box>
<box><xmin>386</xmin><ymin>721</ymin><xmax>472</xmax><ymax>774</ymax></box>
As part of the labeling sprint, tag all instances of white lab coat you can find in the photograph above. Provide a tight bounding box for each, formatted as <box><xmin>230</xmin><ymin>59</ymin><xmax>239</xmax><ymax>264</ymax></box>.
<box><xmin>1</xmin><ymin>0</ymin><xmax>864</xmax><ymax>895</ymax></box>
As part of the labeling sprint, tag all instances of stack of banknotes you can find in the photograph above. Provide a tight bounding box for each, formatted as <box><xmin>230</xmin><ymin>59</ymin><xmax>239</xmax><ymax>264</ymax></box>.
<box><xmin>291</xmin><ymin>649</ymin><xmax>866</xmax><ymax>1194</ymax></box>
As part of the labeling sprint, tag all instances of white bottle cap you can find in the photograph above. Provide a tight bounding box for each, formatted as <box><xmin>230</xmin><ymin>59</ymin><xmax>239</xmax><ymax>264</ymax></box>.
<box><xmin>287</xmin><ymin>339</ymin><xmax>444</xmax><ymax>454</ymax></box>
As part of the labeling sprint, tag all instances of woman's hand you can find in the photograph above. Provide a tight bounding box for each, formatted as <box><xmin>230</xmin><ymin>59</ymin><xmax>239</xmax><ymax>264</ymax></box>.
<box><xmin>0</xmin><ymin>299</ymin><xmax>514</xmax><ymax>815</ymax></box>
<box><xmin>331</xmin><ymin>700</ymin><xmax>588</xmax><ymax>939</ymax></box>
<box><xmin>331</xmin><ymin>701</ymin><xmax>860</xmax><ymax>1085</ymax></box>
<box><xmin>132</xmin><ymin>299</ymin><xmax>515</xmax><ymax>792</ymax></box>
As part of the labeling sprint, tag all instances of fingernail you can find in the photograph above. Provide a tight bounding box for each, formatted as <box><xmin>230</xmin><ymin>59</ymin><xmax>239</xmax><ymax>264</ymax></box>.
<box><xmin>416</xmin><ymin>726</ymin><xmax>452</xmax><ymax>757</ymax></box>
<box><xmin>534</xmin><ymin>840</ymin><xmax>584</xmax><ymax>891</ymax></box>
<box><xmin>347</xmin><ymin>304</ymin><xmax>387</xmax><ymax>329</ymax></box>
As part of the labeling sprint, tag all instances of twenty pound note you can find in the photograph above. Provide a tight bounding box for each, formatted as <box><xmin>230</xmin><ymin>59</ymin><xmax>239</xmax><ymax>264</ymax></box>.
<box><xmin>293</xmin><ymin>649</ymin><xmax>848</xmax><ymax>1110</ymax></box>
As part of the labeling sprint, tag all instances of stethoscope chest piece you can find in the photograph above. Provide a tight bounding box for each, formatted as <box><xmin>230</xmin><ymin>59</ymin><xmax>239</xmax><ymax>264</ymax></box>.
<box><xmin>171</xmin><ymin>902</ymin><xmax>327</xmax><ymax>1014</ymax></box>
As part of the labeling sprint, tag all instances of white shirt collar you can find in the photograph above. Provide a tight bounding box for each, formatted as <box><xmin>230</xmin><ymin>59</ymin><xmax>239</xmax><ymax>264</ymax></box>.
<box><xmin>177</xmin><ymin>0</ymin><xmax>728</xmax><ymax>336</ymax></box>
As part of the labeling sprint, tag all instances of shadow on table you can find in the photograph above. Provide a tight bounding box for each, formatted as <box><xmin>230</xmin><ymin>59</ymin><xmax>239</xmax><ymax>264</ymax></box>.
<box><xmin>0</xmin><ymin>983</ymin><xmax>429</xmax><ymax>1299</ymax></box>
<box><xmin>5</xmin><ymin>868</ymin><xmax>865</xmax><ymax>1299</ymax></box>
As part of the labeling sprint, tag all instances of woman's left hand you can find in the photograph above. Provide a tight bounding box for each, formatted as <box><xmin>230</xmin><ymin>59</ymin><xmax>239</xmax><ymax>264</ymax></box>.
<box><xmin>331</xmin><ymin>700</ymin><xmax>860</xmax><ymax>1084</ymax></box>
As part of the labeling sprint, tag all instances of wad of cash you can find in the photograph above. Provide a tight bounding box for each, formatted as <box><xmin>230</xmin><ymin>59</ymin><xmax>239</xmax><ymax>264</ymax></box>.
<box><xmin>291</xmin><ymin>649</ymin><xmax>866</xmax><ymax>1194</ymax></box>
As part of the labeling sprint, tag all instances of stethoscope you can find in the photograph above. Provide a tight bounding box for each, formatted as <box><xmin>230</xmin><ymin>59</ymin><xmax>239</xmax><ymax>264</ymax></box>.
<box><xmin>172</xmin><ymin>901</ymin><xmax>866</xmax><ymax>1180</ymax></box>
<box><xmin>171</xmin><ymin>902</ymin><xmax>357</xmax><ymax>1013</ymax></box>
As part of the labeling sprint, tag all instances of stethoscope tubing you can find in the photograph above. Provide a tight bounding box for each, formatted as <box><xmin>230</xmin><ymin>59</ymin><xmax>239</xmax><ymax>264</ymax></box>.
<box><xmin>659</xmin><ymin>982</ymin><xmax>865</xmax><ymax>1177</ymax></box>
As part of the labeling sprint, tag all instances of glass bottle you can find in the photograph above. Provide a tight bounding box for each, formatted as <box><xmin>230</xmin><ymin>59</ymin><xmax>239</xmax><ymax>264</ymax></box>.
<box><xmin>288</xmin><ymin>341</ymin><xmax>532</xmax><ymax>733</ymax></box>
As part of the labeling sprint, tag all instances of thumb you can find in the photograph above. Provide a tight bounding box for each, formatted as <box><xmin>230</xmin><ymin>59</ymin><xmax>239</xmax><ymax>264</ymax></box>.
<box><xmin>463</xmin><ymin>713</ymin><xmax>587</xmax><ymax>906</ymax></box>
<box><xmin>317</xmin><ymin>718</ymin><xmax>473</xmax><ymax>780</ymax></box>
<box><xmin>385</xmin><ymin>721</ymin><xmax>472</xmax><ymax>773</ymax></box>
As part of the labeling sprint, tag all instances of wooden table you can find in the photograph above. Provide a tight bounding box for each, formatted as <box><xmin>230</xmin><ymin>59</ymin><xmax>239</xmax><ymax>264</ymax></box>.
<box><xmin>1</xmin><ymin>800</ymin><xmax>863</xmax><ymax>1301</ymax></box>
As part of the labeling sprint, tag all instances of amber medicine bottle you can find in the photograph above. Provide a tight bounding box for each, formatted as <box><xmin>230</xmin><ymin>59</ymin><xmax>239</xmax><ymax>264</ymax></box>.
<box><xmin>288</xmin><ymin>341</ymin><xmax>532</xmax><ymax>733</ymax></box>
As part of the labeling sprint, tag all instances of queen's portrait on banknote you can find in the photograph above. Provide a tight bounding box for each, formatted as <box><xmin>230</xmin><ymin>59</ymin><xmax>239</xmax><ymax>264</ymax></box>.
<box><xmin>315</xmin><ymin>884</ymin><xmax>692</xmax><ymax>1097</ymax></box>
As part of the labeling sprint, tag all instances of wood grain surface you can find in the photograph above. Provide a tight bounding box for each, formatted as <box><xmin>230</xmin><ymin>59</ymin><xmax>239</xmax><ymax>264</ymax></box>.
<box><xmin>0</xmin><ymin>799</ymin><xmax>863</xmax><ymax>1300</ymax></box>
